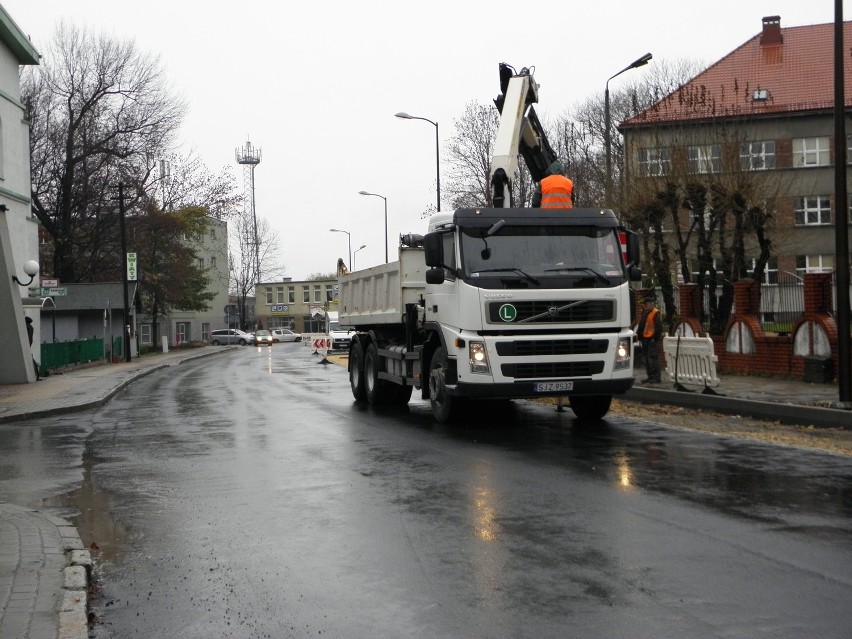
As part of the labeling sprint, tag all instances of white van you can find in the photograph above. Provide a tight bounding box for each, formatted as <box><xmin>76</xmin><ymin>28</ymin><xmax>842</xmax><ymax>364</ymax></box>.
<box><xmin>327</xmin><ymin>311</ymin><xmax>355</xmax><ymax>351</ymax></box>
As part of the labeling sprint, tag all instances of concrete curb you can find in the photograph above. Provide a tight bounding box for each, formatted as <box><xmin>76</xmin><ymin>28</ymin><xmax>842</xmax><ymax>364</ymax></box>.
<box><xmin>623</xmin><ymin>386</ymin><xmax>852</xmax><ymax>429</ymax></box>
<box><xmin>0</xmin><ymin>348</ymin><xmax>235</xmax><ymax>424</ymax></box>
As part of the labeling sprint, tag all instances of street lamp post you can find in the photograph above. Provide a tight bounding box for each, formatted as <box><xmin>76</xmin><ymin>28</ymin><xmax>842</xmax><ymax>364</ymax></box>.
<box><xmin>329</xmin><ymin>228</ymin><xmax>352</xmax><ymax>272</ymax></box>
<box><xmin>353</xmin><ymin>244</ymin><xmax>366</xmax><ymax>270</ymax></box>
<box><xmin>394</xmin><ymin>112</ymin><xmax>440</xmax><ymax>212</ymax></box>
<box><xmin>604</xmin><ymin>53</ymin><xmax>652</xmax><ymax>208</ymax></box>
<box><xmin>358</xmin><ymin>191</ymin><xmax>388</xmax><ymax>263</ymax></box>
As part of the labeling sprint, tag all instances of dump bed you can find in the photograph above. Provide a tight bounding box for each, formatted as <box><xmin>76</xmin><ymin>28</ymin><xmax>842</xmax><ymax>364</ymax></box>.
<box><xmin>338</xmin><ymin>246</ymin><xmax>426</xmax><ymax>327</ymax></box>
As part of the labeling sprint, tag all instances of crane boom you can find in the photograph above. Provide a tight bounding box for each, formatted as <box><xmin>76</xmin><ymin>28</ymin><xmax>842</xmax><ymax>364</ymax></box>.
<box><xmin>490</xmin><ymin>63</ymin><xmax>558</xmax><ymax>208</ymax></box>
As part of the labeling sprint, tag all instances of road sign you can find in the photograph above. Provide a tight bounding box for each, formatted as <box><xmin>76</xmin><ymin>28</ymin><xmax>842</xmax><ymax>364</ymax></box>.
<box><xmin>41</xmin><ymin>287</ymin><xmax>67</xmax><ymax>297</ymax></box>
<box><xmin>41</xmin><ymin>278</ymin><xmax>59</xmax><ymax>288</ymax></box>
<box><xmin>126</xmin><ymin>252</ymin><xmax>137</xmax><ymax>281</ymax></box>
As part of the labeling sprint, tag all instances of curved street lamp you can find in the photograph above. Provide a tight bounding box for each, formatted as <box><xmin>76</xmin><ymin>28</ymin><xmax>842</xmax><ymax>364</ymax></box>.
<box><xmin>358</xmin><ymin>191</ymin><xmax>388</xmax><ymax>263</ymax></box>
<box><xmin>353</xmin><ymin>244</ymin><xmax>367</xmax><ymax>270</ymax></box>
<box><xmin>12</xmin><ymin>260</ymin><xmax>39</xmax><ymax>287</ymax></box>
<box><xmin>329</xmin><ymin>228</ymin><xmax>352</xmax><ymax>271</ymax></box>
<box><xmin>604</xmin><ymin>53</ymin><xmax>652</xmax><ymax>207</ymax></box>
<box><xmin>394</xmin><ymin>112</ymin><xmax>441</xmax><ymax>212</ymax></box>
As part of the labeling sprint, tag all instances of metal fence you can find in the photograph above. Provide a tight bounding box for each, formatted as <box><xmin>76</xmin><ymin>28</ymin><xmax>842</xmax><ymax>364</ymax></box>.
<box><xmin>40</xmin><ymin>338</ymin><xmax>104</xmax><ymax>374</ymax></box>
<box><xmin>672</xmin><ymin>271</ymin><xmax>808</xmax><ymax>335</ymax></box>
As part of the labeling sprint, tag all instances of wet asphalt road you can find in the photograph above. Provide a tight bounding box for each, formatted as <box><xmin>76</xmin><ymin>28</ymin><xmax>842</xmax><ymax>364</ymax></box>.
<box><xmin>1</xmin><ymin>344</ymin><xmax>851</xmax><ymax>638</ymax></box>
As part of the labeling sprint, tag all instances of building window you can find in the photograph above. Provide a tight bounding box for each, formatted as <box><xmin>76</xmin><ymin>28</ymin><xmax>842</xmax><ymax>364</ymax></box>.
<box><xmin>637</xmin><ymin>147</ymin><xmax>671</xmax><ymax>176</ymax></box>
<box><xmin>313</xmin><ymin>285</ymin><xmax>322</xmax><ymax>303</ymax></box>
<box><xmin>197</xmin><ymin>257</ymin><xmax>204</xmax><ymax>268</ymax></box>
<box><xmin>266</xmin><ymin>288</ymin><xmax>273</xmax><ymax>304</ymax></box>
<box><xmin>750</xmin><ymin>257</ymin><xmax>779</xmax><ymax>285</ymax></box>
<box><xmin>796</xmin><ymin>254</ymin><xmax>833</xmax><ymax>276</ymax></box>
<box><xmin>794</xmin><ymin>196</ymin><xmax>831</xmax><ymax>225</ymax></box>
<box><xmin>687</xmin><ymin>144</ymin><xmax>722</xmax><ymax>174</ymax></box>
<box><xmin>140</xmin><ymin>324</ymin><xmax>152</xmax><ymax>345</ymax></box>
<box><xmin>276</xmin><ymin>287</ymin><xmax>284</xmax><ymax>303</ymax></box>
<box><xmin>740</xmin><ymin>141</ymin><xmax>776</xmax><ymax>170</ymax></box>
<box><xmin>210</xmin><ymin>256</ymin><xmax>216</xmax><ymax>268</ymax></box>
<box><xmin>210</xmin><ymin>228</ymin><xmax>216</xmax><ymax>240</ymax></box>
<box><xmin>792</xmin><ymin>136</ymin><xmax>830</xmax><ymax>167</ymax></box>
<box><xmin>201</xmin><ymin>323</ymin><xmax>210</xmax><ymax>341</ymax></box>
<box><xmin>288</xmin><ymin>286</ymin><xmax>295</xmax><ymax>303</ymax></box>
<box><xmin>302</xmin><ymin>287</ymin><xmax>310</xmax><ymax>303</ymax></box>
<box><xmin>325</xmin><ymin>285</ymin><xmax>334</xmax><ymax>302</ymax></box>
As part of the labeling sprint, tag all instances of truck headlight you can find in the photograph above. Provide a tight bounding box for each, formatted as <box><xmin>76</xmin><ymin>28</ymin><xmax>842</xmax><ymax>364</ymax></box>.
<box><xmin>614</xmin><ymin>337</ymin><xmax>631</xmax><ymax>370</ymax></box>
<box><xmin>469</xmin><ymin>341</ymin><xmax>490</xmax><ymax>374</ymax></box>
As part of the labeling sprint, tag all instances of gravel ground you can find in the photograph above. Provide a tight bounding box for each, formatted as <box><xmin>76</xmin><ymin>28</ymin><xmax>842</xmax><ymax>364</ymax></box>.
<box><xmin>325</xmin><ymin>355</ymin><xmax>852</xmax><ymax>456</ymax></box>
<box><xmin>607</xmin><ymin>398</ymin><xmax>852</xmax><ymax>456</ymax></box>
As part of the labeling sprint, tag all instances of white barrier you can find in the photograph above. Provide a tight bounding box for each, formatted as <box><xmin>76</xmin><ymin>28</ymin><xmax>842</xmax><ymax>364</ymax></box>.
<box><xmin>663</xmin><ymin>335</ymin><xmax>721</xmax><ymax>393</ymax></box>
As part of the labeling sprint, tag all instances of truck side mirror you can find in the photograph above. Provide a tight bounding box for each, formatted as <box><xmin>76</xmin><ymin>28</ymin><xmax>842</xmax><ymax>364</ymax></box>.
<box><xmin>425</xmin><ymin>268</ymin><xmax>445</xmax><ymax>285</ymax></box>
<box><xmin>624</xmin><ymin>230</ymin><xmax>640</xmax><ymax>267</ymax></box>
<box><xmin>424</xmin><ymin>232</ymin><xmax>443</xmax><ymax>267</ymax></box>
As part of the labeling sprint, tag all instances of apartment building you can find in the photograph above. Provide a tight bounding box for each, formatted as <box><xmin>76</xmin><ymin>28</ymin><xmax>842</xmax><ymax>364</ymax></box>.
<box><xmin>254</xmin><ymin>278</ymin><xmax>338</xmax><ymax>334</ymax></box>
<box><xmin>621</xmin><ymin>15</ymin><xmax>852</xmax><ymax>285</ymax></box>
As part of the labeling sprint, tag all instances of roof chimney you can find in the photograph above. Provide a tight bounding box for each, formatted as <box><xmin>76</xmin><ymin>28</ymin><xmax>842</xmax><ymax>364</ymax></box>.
<box><xmin>760</xmin><ymin>15</ymin><xmax>783</xmax><ymax>46</ymax></box>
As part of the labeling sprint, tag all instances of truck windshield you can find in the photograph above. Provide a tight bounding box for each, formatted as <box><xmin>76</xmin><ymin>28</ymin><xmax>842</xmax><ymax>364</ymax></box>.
<box><xmin>460</xmin><ymin>225</ymin><xmax>624</xmax><ymax>286</ymax></box>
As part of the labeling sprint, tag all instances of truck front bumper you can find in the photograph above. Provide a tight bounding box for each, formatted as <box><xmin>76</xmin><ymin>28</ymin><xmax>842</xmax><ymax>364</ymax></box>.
<box><xmin>451</xmin><ymin>377</ymin><xmax>634</xmax><ymax>399</ymax></box>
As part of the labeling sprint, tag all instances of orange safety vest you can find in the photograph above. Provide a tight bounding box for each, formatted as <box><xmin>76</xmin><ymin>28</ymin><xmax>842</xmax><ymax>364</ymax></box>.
<box><xmin>642</xmin><ymin>307</ymin><xmax>660</xmax><ymax>339</ymax></box>
<box><xmin>540</xmin><ymin>174</ymin><xmax>574</xmax><ymax>209</ymax></box>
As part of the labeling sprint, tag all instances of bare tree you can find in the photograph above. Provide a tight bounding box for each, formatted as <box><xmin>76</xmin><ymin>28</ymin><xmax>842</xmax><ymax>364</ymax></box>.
<box><xmin>229</xmin><ymin>211</ymin><xmax>285</xmax><ymax>330</ymax></box>
<box><xmin>23</xmin><ymin>22</ymin><xmax>186</xmax><ymax>282</ymax></box>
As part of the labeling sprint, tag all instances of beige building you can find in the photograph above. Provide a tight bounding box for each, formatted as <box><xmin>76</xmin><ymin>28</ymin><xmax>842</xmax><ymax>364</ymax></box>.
<box><xmin>137</xmin><ymin>217</ymin><xmax>230</xmax><ymax>347</ymax></box>
<box><xmin>254</xmin><ymin>278</ymin><xmax>338</xmax><ymax>334</ymax></box>
<box><xmin>0</xmin><ymin>7</ymin><xmax>40</xmax><ymax>383</ymax></box>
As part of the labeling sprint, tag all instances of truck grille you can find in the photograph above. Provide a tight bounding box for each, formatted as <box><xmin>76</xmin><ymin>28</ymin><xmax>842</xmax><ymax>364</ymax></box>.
<box><xmin>495</xmin><ymin>339</ymin><xmax>609</xmax><ymax>357</ymax></box>
<box><xmin>501</xmin><ymin>361</ymin><xmax>605</xmax><ymax>379</ymax></box>
<box><xmin>487</xmin><ymin>300</ymin><xmax>614</xmax><ymax>324</ymax></box>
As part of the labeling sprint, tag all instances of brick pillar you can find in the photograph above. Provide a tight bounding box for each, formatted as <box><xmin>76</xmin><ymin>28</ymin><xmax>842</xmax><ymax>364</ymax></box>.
<box><xmin>733</xmin><ymin>278</ymin><xmax>760</xmax><ymax>315</ymax></box>
<box><xmin>803</xmin><ymin>272</ymin><xmax>833</xmax><ymax>315</ymax></box>
<box><xmin>679</xmin><ymin>283</ymin><xmax>701</xmax><ymax>321</ymax></box>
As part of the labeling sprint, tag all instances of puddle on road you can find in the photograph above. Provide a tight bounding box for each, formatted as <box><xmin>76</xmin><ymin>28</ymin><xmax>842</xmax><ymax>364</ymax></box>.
<box><xmin>42</xmin><ymin>443</ymin><xmax>138</xmax><ymax>565</ymax></box>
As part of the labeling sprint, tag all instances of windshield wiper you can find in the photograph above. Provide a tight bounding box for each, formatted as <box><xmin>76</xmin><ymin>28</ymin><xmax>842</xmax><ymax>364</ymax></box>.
<box><xmin>473</xmin><ymin>267</ymin><xmax>540</xmax><ymax>286</ymax></box>
<box><xmin>543</xmin><ymin>266</ymin><xmax>611</xmax><ymax>285</ymax></box>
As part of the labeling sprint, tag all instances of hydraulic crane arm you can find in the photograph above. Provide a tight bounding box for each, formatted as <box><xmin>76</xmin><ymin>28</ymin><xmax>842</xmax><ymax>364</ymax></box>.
<box><xmin>491</xmin><ymin>63</ymin><xmax>558</xmax><ymax>208</ymax></box>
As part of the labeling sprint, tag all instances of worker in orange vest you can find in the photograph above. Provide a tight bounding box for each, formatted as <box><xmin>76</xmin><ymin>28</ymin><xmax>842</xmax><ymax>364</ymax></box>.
<box><xmin>532</xmin><ymin>160</ymin><xmax>574</xmax><ymax>209</ymax></box>
<box><xmin>637</xmin><ymin>294</ymin><xmax>663</xmax><ymax>383</ymax></box>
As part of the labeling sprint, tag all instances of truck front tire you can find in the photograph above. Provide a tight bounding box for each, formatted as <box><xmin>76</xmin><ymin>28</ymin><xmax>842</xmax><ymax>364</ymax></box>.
<box><xmin>350</xmin><ymin>342</ymin><xmax>367</xmax><ymax>401</ymax></box>
<box><xmin>568</xmin><ymin>395</ymin><xmax>612</xmax><ymax>422</ymax></box>
<box><xmin>429</xmin><ymin>347</ymin><xmax>459</xmax><ymax>423</ymax></box>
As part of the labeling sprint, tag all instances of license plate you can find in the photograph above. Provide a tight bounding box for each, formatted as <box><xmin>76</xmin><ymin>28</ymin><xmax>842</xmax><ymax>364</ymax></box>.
<box><xmin>534</xmin><ymin>381</ymin><xmax>573</xmax><ymax>392</ymax></box>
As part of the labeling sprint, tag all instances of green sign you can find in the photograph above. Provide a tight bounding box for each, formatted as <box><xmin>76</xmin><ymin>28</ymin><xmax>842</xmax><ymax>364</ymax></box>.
<box><xmin>127</xmin><ymin>252</ymin><xmax>138</xmax><ymax>281</ymax></box>
<box><xmin>498</xmin><ymin>304</ymin><xmax>517</xmax><ymax>322</ymax></box>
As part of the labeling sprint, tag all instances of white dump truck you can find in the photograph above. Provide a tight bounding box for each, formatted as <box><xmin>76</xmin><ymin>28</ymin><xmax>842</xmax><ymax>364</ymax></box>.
<box><xmin>338</xmin><ymin>64</ymin><xmax>641</xmax><ymax>422</ymax></box>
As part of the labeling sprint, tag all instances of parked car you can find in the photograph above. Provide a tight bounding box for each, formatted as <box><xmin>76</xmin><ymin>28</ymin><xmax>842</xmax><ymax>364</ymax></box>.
<box><xmin>210</xmin><ymin>329</ymin><xmax>254</xmax><ymax>346</ymax></box>
<box><xmin>271</xmin><ymin>328</ymin><xmax>302</xmax><ymax>343</ymax></box>
<box><xmin>254</xmin><ymin>329</ymin><xmax>274</xmax><ymax>346</ymax></box>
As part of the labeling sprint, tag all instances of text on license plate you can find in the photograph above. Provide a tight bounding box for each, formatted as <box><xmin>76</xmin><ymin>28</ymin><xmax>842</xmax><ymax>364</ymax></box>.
<box><xmin>534</xmin><ymin>381</ymin><xmax>573</xmax><ymax>392</ymax></box>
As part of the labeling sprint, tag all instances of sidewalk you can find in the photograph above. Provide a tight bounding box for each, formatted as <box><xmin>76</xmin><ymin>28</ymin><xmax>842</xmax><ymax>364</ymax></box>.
<box><xmin>0</xmin><ymin>346</ymin><xmax>232</xmax><ymax>639</ymax></box>
<box><xmin>1</xmin><ymin>345</ymin><xmax>850</xmax><ymax>638</ymax></box>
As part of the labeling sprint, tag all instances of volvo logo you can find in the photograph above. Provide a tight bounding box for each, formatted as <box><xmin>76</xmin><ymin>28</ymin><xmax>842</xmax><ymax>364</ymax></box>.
<box><xmin>485</xmin><ymin>293</ymin><xmax>514</xmax><ymax>299</ymax></box>
<box><xmin>548</xmin><ymin>306</ymin><xmax>558</xmax><ymax>317</ymax></box>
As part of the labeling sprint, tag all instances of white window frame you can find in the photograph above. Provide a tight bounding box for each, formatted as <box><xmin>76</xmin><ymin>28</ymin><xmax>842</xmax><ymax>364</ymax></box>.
<box><xmin>792</xmin><ymin>136</ymin><xmax>830</xmax><ymax>167</ymax></box>
<box><xmin>276</xmin><ymin>287</ymin><xmax>284</xmax><ymax>304</ymax></box>
<box><xmin>288</xmin><ymin>286</ymin><xmax>295</xmax><ymax>303</ymax></box>
<box><xmin>302</xmin><ymin>287</ymin><xmax>310</xmax><ymax>303</ymax></box>
<box><xmin>740</xmin><ymin>140</ymin><xmax>776</xmax><ymax>171</ymax></box>
<box><xmin>796</xmin><ymin>254</ymin><xmax>834</xmax><ymax>276</ymax></box>
<box><xmin>637</xmin><ymin>147</ymin><xmax>671</xmax><ymax>177</ymax></box>
<box><xmin>140</xmin><ymin>323</ymin><xmax>152</xmax><ymax>345</ymax></box>
<box><xmin>688</xmin><ymin>144</ymin><xmax>722</xmax><ymax>174</ymax></box>
<box><xmin>313</xmin><ymin>285</ymin><xmax>322</xmax><ymax>303</ymax></box>
<box><xmin>265</xmin><ymin>288</ymin><xmax>273</xmax><ymax>304</ymax></box>
<box><xmin>794</xmin><ymin>195</ymin><xmax>831</xmax><ymax>225</ymax></box>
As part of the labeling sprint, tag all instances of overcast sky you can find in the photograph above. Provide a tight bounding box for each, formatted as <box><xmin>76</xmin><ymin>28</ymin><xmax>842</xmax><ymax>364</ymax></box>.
<box><xmin>3</xmin><ymin>0</ymin><xmax>841</xmax><ymax>279</ymax></box>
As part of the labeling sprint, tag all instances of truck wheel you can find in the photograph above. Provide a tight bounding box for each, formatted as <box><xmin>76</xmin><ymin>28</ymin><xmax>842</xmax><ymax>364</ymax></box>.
<box><xmin>388</xmin><ymin>384</ymin><xmax>413</xmax><ymax>405</ymax></box>
<box><xmin>568</xmin><ymin>395</ymin><xmax>612</xmax><ymax>422</ymax></box>
<box><xmin>349</xmin><ymin>342</ymin><xmax>367</xmax><ymax>401</ymax></box>
<box><xmin>429</xmin><ymin>347</ymin><xmax>458</xmax><ymax>423</ymax></box>
<box><xmin>365</xmin><ymin>343</ymin><xmax>385</xmax><ymax>405</ymax></box>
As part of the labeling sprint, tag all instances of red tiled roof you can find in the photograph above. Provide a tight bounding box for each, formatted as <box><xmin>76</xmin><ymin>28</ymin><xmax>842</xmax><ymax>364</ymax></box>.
<box><xmin>622</xmin><ymin>18</ymin><xmax>852</xmax><ymax>127</ymax></box>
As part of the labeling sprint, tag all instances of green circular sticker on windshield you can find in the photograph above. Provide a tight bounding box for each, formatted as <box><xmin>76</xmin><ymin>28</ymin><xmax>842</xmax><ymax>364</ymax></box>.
<box><xmin>498</xmin><ymin>304</ymin><xmax>517</xmax><ymax>322</ymax></box>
